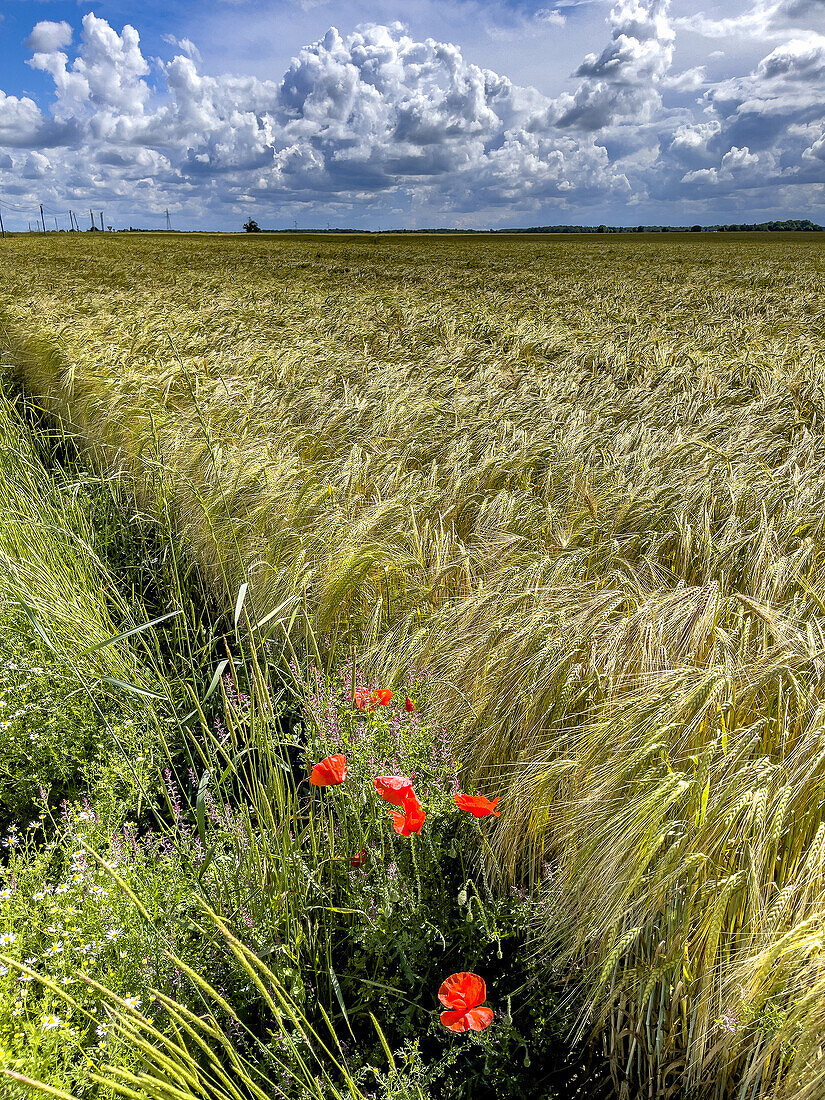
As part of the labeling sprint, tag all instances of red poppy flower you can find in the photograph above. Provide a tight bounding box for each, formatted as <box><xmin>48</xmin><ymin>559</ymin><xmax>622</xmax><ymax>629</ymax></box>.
<box><xmin>404</xmin><ymin>697</ymin><xmax>416</xmax><ymax>713</ymax></box>
<box><xmin>403</xmin><ymin>787</ymin><xmax>423</xmax><ymax>813</ymax></box>
<box><xmin>353</xmin><ymin>689</ymin><xmax>373</xmax><ymax>711</ymax></box>
<box><xmin>370</xmin><ymin>689</ymin><xmax>393</xmax><ymax>706</ymax></box>
<box><xmin>309</xmin><ymin>754</ymin><xmax>348</xmax><ymax>787</ymax></box>
<box><xmin>373</xmin><ymin>775</ymin><xmax>415</xmax><ymax>807</ymax></box>
<box><xmin>438</xmin><ymin>972</ymin><xmax>493</xmax><ymax>1032</ymax></box>
<box><xmin>454</xmin><ymin>793</ymin><xmax>500</xmax><ymax>818</ymax></box>
<box><xmin>390</xmin><ymin>800</ymin><xmax>426</xmax><ymax>835</ymax></box>
<box><xmin>350</xmin><ymin>848</ymin><xmax>367</xmax><ymax>869</ymax></box>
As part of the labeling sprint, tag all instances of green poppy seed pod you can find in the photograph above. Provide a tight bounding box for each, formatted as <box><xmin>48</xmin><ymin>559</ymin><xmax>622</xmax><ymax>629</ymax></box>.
<box><xmin>523</xmin><ymin>1050</ymin><xmax>531</xmax><ymax>1068</ymax></box>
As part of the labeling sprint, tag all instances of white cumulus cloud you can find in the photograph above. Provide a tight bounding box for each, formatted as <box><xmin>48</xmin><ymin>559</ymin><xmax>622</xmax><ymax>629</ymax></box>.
<box><xmin>553</xmin><ymin>0</ymin><xmax>675</xmax><ymax>130</ymax></box>
<box><xmin>25</xmin><ymin>21</ymin><xmax>73</xmax><ymax>54</ymax></box>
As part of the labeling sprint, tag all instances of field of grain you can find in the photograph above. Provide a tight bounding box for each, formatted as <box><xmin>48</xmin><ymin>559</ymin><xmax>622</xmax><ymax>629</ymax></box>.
<box><xmin>2</xmin><ymin>231</ymin><xmax>825</xmax><ymax>1099</ymax></box>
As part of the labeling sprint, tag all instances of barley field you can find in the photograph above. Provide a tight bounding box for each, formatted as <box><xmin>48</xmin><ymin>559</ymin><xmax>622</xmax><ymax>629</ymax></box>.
<box><xmin>2</xmin><ymin>231</ymin><xmax>825</xmax><ymax>1099</ymax></box>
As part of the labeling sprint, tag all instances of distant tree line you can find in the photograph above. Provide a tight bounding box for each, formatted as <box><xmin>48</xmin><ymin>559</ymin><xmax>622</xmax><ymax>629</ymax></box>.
<box><xmin>499</xmin><ymin>219</ymin><xmax>823</xmax><ymax>234</ymax></box>
<box><xmin>709</xmin><ymin>219</ymin><xmax>823</xmax><ymax>232</ymax></box>
<box><xmin>241</xmin><ymin>218</ymin><xmax>823</xmax><ymax>234</ymax></box>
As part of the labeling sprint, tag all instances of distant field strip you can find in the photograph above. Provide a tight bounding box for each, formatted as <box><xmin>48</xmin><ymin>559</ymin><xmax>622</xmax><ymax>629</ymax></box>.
<box><xmin>3</xmin><ymin>232</ymin><xmax>825</xmax><ymax>1097</ymax></box>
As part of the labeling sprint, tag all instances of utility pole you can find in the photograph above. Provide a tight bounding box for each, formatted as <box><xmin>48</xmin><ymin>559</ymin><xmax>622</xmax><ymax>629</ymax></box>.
<box><xmin>165</xmin><ymin>208</ymin><xmax>171</xmax><ymax>231</ymax></box>
<box><xmin>54</xmin><ymin>216</ymin><xmax>58</xmax><ymax>231</ymax></box>
<box><xmin>90</xmin><ymin>209</ymin><xmax>95</xmax><ymax>230</ymax></box>
<box><xmin>39</xmin><ymin>204</ymin><xmax>46</xmax><ymax>233</ymax></box>
<box><xmin>0</xmin><ymin>209</ymin><xmax>5</xmax><ymax>238</ymax></box>
<box><xmin>28</xmin><ymin>221</ymin><xmax>32</xmax><ymax>233</ymax></box>
<box><xmin>99</xmin><ymin>211</ymin><xmax>104</xmax><ymax>231</ymax></box>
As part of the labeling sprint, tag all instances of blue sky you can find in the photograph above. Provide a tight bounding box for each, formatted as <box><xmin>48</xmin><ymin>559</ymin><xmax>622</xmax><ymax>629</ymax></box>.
<box><xmin>1</xmin><ymin>0</ymin><xmax>824</xmax><ymax>229</ymax></box>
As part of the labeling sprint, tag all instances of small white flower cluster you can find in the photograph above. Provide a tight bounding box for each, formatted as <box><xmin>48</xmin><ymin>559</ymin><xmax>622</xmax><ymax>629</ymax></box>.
<box><xmin>0</xmin><ymin>698</ymin><xmax>43</xmax><ymax>734</ymax></box>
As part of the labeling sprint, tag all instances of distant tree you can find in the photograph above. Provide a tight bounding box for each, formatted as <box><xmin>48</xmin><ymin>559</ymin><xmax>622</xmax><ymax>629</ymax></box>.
<box><xmin>690</xmin><ymin>225</ymin><xmax>703</xmax><ymax>232</ymax></box>
<box><xmin>597</xmin><ymin>224</ymin><xmax>607</xmax><ymax>233</ymax></box>
<box><xmin>243</xmin><ymin>218</ymin><xmax>261</xmax><ymax>233</ymax></box>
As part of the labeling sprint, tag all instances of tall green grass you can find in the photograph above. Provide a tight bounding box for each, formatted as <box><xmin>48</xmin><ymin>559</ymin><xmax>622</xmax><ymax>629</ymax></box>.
<box><xmin>2</xmin><ymin>231</ymin><xmax>825</xmax><ymax>1096</ymax></box>
<box><xmin>0</xmin><ymin>384</ymin><xmax>170</xmax><ymax>824</ymax></box>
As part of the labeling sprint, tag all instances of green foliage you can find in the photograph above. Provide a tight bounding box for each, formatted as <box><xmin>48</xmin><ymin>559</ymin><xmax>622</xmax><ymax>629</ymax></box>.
<box><xmin>0</xmin><ymin>639</ymin><xmax>155</xmax><ymax>827</ymax></box>
<box><xmin>0</xmin><ymin>801</ymin><xmax>176</xmax><ymax>1094</ymax></box>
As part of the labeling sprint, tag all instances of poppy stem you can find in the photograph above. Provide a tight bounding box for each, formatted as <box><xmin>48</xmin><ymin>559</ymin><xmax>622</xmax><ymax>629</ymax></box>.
<box><xmin>410</xmin><ymin>832</ymin><xmax>423</xmax><ymax>908</ymax></box>
<box><xmin>342</xmin><ymin>783</ymin><xmax>364</xmax><ymax>839</ymax></box>
<box><xmin>326</xmin><ymin>794</ymin><xmax>335</xmax><ymax>861</ymax></box>
<box><xmin>475</xmin><ymin>820</ymin><xmax>496</xmax><ymax>898</ymax></box>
